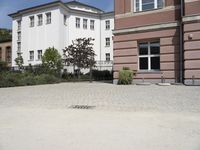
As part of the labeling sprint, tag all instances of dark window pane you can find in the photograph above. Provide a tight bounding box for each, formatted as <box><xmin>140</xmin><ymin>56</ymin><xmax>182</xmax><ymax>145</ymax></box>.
<box><xmin>150</xmin><ymin>42</ymin><xmax>160</xmax><ymax>55</ymax></box>
<box><xmin>139</xmin><ymin>43</ymin><xmax>148</xmax><ymax>55</ymax></box>
<box><xmin>140</xmin><ymin>57</ymin><xmax>148</xmax><ymax>70</ymax></box>
<box><xmin>151</xmin><ymin>57</ymin><xmax>160</xmax><ymax>70</ymax></box>
<box><xmin>142</xmin><ymin>0</ymin><xmax>154</xmax><ymax>10</ymax></box>
<box><xmin>158</xmin><ymin>0</ymin><xmax>163</xmax><ymax>8</ymax></box>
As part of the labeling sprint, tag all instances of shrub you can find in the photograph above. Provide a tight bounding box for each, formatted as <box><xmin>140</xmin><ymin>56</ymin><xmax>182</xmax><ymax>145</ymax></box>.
<box><xmin>35</xmin><ymin>74</ymin><xmax>60</xmax><ymax>85</ymax></box>
<box><xmin>118</xmin><ymin>67</ymin><xmax>135</xmax><ymax>85</ymax></box>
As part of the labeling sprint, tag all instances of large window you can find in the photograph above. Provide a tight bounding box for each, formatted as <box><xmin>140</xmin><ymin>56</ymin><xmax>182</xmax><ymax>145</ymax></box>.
<box><xmin>135</xmin><ymin>0</ymin><xmax>163</xmax><ymax>12</ymax></box>
<box><xmin>105</xmin><ymin>38</ymin><xmax>110</xmax><ymax>47</ymax></box>
<box><xmin>37</xmin><ymin>50</ymin><xmax>42</xmax><ymax>60</ymax></box>
<box><xmin>30</xmin><ymin>16</ymin><xmax>34</xmax><ymax>27</ymax></box>
<box><xmin>29</xmin><ymin>51</ymin><xmax>34</xmax><ymax>61</ymax></box>
<box><xmin>105</xmin><ymin>20</ymin><xmax>110</xmax><ymax>30</ymax></box>
<box><xmin>38</xmin><ymin>14</ymin><xmax>43</xmax><ymax>26</ymax></box>
<box><xmin>90</xmin><ymin>20</ymin><xmax>95</xmax><ymax>30</ymax></box>
<box><xmin>139</xmin><ymin>41</ymin><xmax>160</xmax><ymax>71</ymax></box>
<box><xmin>46</xmin><ymin>12</ymin><xmax>51</xmax><ymax>24</ymax></box>
<box><xmin>83</xmin><ymin>19</ymin><xmax>88</xmax><ymax>29</ymax></box>
<box><xmin>76</xmin><ymin>18</ymin><xmax>80</xmax><ymax>28</ymax></box>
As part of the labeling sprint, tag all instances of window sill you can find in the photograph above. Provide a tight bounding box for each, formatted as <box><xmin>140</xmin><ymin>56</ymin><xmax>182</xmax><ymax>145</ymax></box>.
<box><xmin>105</xmin><ymin>45</ymin><xmax>110</xmax><ymax>47</ymax></box>
<box><xmin>134</xmin><ymin>7</ymin><xmax>163</xmax><ymax>14</ymax></box>
<box><xmin>137</xmin><ymin>70</ymin><xmax>162</xmax><ymax>74</ymax></box>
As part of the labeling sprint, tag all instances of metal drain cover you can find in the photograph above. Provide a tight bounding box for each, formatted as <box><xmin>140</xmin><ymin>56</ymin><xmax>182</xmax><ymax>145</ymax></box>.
<box><xmin>69</xmin><ymin>105</ymin><xmax>96</xmax><ymax>109</ymax></box>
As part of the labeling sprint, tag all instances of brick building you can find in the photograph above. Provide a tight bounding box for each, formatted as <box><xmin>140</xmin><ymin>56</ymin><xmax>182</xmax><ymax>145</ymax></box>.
<box><xmin>0</xmin><ymin>40</ymin><xmax>12</xmax><ymax>67</ymax></box>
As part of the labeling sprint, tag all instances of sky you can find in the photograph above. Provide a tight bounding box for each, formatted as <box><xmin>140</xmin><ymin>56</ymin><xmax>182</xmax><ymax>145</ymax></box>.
<box><xmin>0</xmin><ymin>0</ymin><xmax>114</xmax><ymax>29</ymax></box>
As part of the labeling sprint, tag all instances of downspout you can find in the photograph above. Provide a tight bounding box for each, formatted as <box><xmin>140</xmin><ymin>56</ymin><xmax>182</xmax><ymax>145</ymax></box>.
<box><xmin>179</xmin><ymin>0</ymin><xmax>185</xmax><ymax>83</ymax></box>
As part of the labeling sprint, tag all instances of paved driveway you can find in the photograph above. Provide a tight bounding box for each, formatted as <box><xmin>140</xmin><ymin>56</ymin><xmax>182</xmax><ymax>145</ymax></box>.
<box><xmin>0</xmin><ymin>83</ymin><xmax>200</xmax><ymax>150</ymax></box>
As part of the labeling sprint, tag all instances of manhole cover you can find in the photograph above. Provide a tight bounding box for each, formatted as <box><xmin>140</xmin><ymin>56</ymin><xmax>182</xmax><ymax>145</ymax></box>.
<box><xmin>69</xmin><ymin>105</ymin><xmax>96</xmax><ymax>109</ymax></box>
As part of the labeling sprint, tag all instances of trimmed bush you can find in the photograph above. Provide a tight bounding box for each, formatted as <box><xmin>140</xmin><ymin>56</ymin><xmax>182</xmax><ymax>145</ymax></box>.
<box><xmin>118</xmin><ymin>67</ymin><xmax>135</xmax><ymax>85</ymax></box>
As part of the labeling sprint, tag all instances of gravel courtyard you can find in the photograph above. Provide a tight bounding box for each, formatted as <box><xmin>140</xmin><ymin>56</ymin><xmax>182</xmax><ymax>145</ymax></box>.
<box><xmin>0</xmin><ymin>82</ymin><xmax>200</xmax><ymax>150</ymax></box>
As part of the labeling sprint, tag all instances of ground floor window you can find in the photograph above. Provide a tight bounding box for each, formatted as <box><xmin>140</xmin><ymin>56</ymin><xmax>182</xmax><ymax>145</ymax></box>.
<box><xmin>29</xmin><ymin>51</ymin><xmax>34</xmax><ymax>61</ymax></box>
<box><xmin>106</xmin><ymin>53</ymin><xmax>110</xmax><ymax>61</ymax></box>
<box><xmin>37</xmin><ymin>50</ymin><xmax>42</xmax><ymax>60</ymax></box>
<box><xmin>138</xmin><ymin>41</ymin><xmax>160</xmax><ymax>71</ymax></box>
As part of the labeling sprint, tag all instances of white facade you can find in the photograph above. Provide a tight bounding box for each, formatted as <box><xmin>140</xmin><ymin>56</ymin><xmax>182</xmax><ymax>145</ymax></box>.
<box><xmin>10</xmin><ymin>1</ymin><xmax>114</xmax><ymax>72</ymax></box>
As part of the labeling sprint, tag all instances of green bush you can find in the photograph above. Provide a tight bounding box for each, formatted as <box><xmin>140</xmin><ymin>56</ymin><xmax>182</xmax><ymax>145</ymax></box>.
<box><xmin>118</xmin><ymin>67</ymin><xmax>135</xmax><ymax>85</ymax></box>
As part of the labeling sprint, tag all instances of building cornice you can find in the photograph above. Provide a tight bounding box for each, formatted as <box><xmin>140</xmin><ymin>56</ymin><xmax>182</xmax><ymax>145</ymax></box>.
<box><xmin>113</xmin><ymin>22</ymin><xmax>179</xmax><ymax>35</ymax></box>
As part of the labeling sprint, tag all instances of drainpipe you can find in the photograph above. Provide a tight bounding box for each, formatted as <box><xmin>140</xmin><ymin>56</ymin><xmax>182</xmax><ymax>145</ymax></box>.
<box><xmin>179</xmin><ymin>0</ymin><xmax>185</xmax><ymax>83</ymax></box>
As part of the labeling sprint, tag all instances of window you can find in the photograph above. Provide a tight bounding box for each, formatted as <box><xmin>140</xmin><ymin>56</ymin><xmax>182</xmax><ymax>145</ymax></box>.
<box><xmin>139</xmin><ymin>41</ymin><xmax>160</xmax><ymax>71</ymax></box>
<box><xmin>46</xmin><ymin>12</ymin><xmax>51</xmax><ymax>24</ymax></box>
<box><xmin>0</xmin><ymin>48</ymin><xmax>1</xmax><ymax>60</ymax></box>
<box><xmin>76</xmin><ymin>18</ymin><xmax>80</xmax><ymax>28</ymax></box>
<box><xmin>17</xmin><ymin>32</ymin><xmax>21</xmax><ymax>41</ymax></box>
<box><xmin>64</xmin><ymin>15</ymin><xmax>67</xmax><ymax>25</ymax></box>
<box><xmin>90</xmin><ymin>20</ymin><xmax>95</xmax><ymax>30</ymax></box>
<box><xmin>38</xmin><ymin>14</ymin><xmax>43</xmax><ymax>26</ymax></box>
<box><xmin>106</xmin><ymin>53</ymin><xmax>110</xmax><ymax>61</ymax></box>
<box><xmin>29</xmin><ymin>51</ymin><xmax>34</xmax><ymax>61</ymax></box>
<box><xmin>6</xmin><ymin>47</ymin><xmax>11</xmax><ymax>63</ymax></box>
<box><xmin>105</xmin><ymin>20</ymin><xmax>110</xmax><ymax>30</ymax></box>
<box><xmin>17</xmin><ymin>42</ymin><xmax>21</xmax><ymax>52</ymax></box>
<box><xmin>30</xmin><ymin>16</ymin><xmax>34</xmax><ymax>27</ymax></box>
<box><xmin>83</xmin><ymin>19</ymin><xmax>88</xmax><ymax>29</ymax></box>
<box><xmin>134</xmin><ymin>0</ymin><xmax>163</xmax><ymax>12</ymax></box>
<box><xmin>37</xmin><ymin>50</ymin><xmax>42</xmax><ymax>60</ymax></box>
<box><xmin>17</xmin><ymin>20</ymin><xmax>21</xmax><ymax>31</ymax></box>
<box><xmin>105</xmin><ymin>38</ymin><xmax>110</xmax><ymax>46</ymax></box>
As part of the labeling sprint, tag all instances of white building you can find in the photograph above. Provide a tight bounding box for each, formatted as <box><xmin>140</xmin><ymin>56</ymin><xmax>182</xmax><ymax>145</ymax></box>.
<box><xmin>9</xmin><ymin>0</ymin><xmax>114</xmax><ymax>72</ymax></box>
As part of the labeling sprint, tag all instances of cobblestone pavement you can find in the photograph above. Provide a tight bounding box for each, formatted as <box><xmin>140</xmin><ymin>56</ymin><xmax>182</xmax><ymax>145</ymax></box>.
<box><xmin>0</xmin><ymin>83</ymin><xmax>200</xmax><ymax>150</ymax></box>
<box><xmin>0</xmin><ymin>82</ymin><xmax>199</xmax><ymax>113</ymax></box>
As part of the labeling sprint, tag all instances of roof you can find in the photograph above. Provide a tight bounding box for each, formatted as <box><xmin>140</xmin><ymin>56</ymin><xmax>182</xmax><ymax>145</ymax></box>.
<box><xmin>8</xmin><ymin>0</ymin><xmax>112</xmax><ymax>17</ymax></box>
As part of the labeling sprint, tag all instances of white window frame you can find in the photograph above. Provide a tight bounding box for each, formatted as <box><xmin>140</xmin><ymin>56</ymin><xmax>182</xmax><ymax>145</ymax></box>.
<box><xmin>138</xmin><ymin>41</ymin><xmax>160</xmax><ymax>71</ymax></box>
<box><xmin>64</xmin><ymin>15</ymin><xmax>67</xmax><ymax>25</ymax></box>
<box><xmin>17</xmin><ymin>42</ymin><xmax>21</xmax><ymax>52</ymax></box>
<box><xmin>90</xmin><ymin>20</ymin><xmax>95</xmax><ymax>30</ymax></box>
<box><xmin>46</xmin><ymin>12</ymin><xmax>51</xmax><ymax>24</ymax></box>
<box><xmin>76</xmin><ymin>18</ymin><xmax>80</xmax><ymax>28</ymax></box>
<box><xmin>83</xmin><ymin>19</ymin><xmax>88</xmax><ymax>29</ymax></box>
<box><xmin>29</xmin><ymin>51</ymin><xmax>34</xmax><ymax>61</ymax></box>
<box><xmin>37</xmin><ymin>50</ymin><xmax>42</xmax><ymax>60</ymax></box>
<box><xmin>105</xmin><ymin>53</ymin><xmax>111</xmax><ymax>61</ymax></box>
<box><xmin>105</xmin><ymin>38</ymin><xmax>110</xmax><ymax>47</ymax></box>
<box><xmin>17</xmin><ymin>20</ymin><xmax>21</xmax><ymax>31</ymax></box>
<box><xmin>30</xmin><ymin>16</ymin><xmax>34</xmax><ymax>27</ymax></box>
<box><xmin>105</xmin><ymin>20</ymin><xmax>110</xmax><ymax>30</ymax></box>
<box><xmin>17</xmin><ymin>32</ymin><xmax>21</xmax><ymax>41</ymax></box>
<box><xmin>38</xmin><ymin>14</ymin><xmax>43</xmax><ymax>26</ymax></box>
<box><xmin>134</xmin><ymin>0</ymin><xmax>163</xmax><ymax>12</ymax></box>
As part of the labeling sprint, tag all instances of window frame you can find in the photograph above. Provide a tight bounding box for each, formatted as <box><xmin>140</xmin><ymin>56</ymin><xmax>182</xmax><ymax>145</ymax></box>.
<box><xmin>17</xmin><ymin>42</ymin><xmax>21</xmax><ymax>52</ymax></box>
<box><xmin>76</xmin><ymin>17</ymin><xmax>80</xmax><ymax>28</ymax></box>
<box><xmin>46</xmin><ymin>12</ymin><xmax>51</xmax><ymax>24</ymax></box>
<box><xmin>17</xmin><ymin>20</ymin><xmax>21</xmax><ymax>31</ymax></box>
<box><xmin>138</xmin><ymin>41</ymin><xmax>160</xmax><ymax>71</ymax></box>
<box><xmin>0</xmin><ymin>47</ymin><xmax>2</xmax><ymax>61</ymax></box>
<box><xmin>6</xmin><ymin>47</ymin><xmax>11</xmax><ymax>63</ymax></box>
<box><xmin>134</xmin><ymin>0</ymin><xmax>164</xmax><ymax>12</ymax></box>
<box><xmin>90</xmin><ymin>20</ymin><xmax>95</xmax><ymax>30</ymax></box>
<box><xmin>105</xmin><ymin>37</ymin><xmax>111</xmax><ymax>47</ymax></box>
<box><xmin>64</xmin><ymin>15</ymin><xmax>67</xmax><ymax>25</ymax></box>
<box><xmin>29</xmin><ymin>51</ymin><xmax>34</xmax><ymax>61</ymax></box>
<box><xmin>37</xmin><ymin>50</ymin><xmax>42</xmax><ymax>60</ymax></box>
<box><xmin>38</xmin><ymin>14</ymin><xmax>43</xmax><ymax>26</ymax></box>
<box><xmin>83</xmin><ymin>19</ymin><xmax>88</xmax><ymax>29</ymax></box>
<box><xmin>105</xmin><ymin>20</ymin><xmax>110</xmax><ymax>30</ymax></box>
<box><xmin>105</xmin><ymin>53</ymin><xmax>111</xmax><ymax>61</ymax></box>
<box><xmin>29</xmin><ymin>16</ymin><xmax>34</xmax><ymax>27</ymax></box>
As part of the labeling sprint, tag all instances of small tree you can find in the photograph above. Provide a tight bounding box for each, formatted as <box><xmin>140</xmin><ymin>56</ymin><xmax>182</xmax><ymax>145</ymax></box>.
<box><xmin>15</xmin><ymin>55</ymin><xmax>24</xmax><ymax>71</ymax></box>
<box><xmin>42</xmin><ymin>47</ymin><xmax>63</xmax><ymax>76</ymax></box>
<box><xmin>63</xmin><ymin>38</ymin><xmax>96</xmax><ymax>79</ymax></box>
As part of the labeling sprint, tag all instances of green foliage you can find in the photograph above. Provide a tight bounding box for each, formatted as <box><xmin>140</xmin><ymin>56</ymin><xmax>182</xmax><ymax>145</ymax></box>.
<box><xmin>0</xmin><ymin>28</ymin><xmax>12</xmax><ymax>42</ymax></box>
<box><xmin>0</xmin><ymin>61</ymin><xmax>9</xmax><ymax>72</ymax></box>
<box><xmin>118</xmin><ymin>67</ymin><xmax>135</xmax><ymax>85</ymax></box>
<box><xmin>15</xmin><ymin>55</ymin><xmax>24</xmax><ymax>70</ymax></box>
<box><xmin>42</xmin><ymin>47</ymin><xmax>63</xmax><ymax>76</ymax></box>
<box><xmin>63</xmin><ymin>38</ymin><xmax>96</xmax><ymax>79</ymax></box>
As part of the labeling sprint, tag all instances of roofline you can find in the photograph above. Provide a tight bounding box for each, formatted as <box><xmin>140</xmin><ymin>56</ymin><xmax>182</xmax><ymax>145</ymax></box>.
<box><xmin>8</xmin><ymin>0</ymin><xmax>113</xmax><ymax>18</ymax></box>
<box><xmin>0</xmin><ymin>39</ymin><xmax>12</xmax><ymax>44</ymax></box>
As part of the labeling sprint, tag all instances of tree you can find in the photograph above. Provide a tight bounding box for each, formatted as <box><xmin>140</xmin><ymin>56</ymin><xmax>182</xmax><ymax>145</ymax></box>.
<box><xmin>63</xmin><ymin>38</ymin><xmax>96</xmax><ymax>79</ymax></box>
<box><xmin>42</xmin><ymin>47</ymin><xmax>63</xmax><ymax>75</ymax></box>
<box><xmin>0</xmin><ymin>28</ymin><xmax>12</xmax><ymax>42</ymax></box>
<box><xmin>15</xmin><ymin>55</ymin><xmax>24</xmax><ymax>71</ymax></box>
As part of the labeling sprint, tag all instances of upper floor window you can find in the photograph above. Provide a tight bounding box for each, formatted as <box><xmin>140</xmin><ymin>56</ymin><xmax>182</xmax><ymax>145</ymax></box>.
<box><xmin>83</xmin><ymin>19</ymin><xmax>88</xmax><ymax>29</ymax></box>
<box><xmin>135</xmin><ymin>0</ymin><xmax>163</xmax><ymax>12</ymax></box>
<box><xmin>76</xmin><ymin>18</ymin><xmax>80</xmax><ymax>28</ymax></box>
<box><xmin>46</xmin><ymin>12</ymin><xmax>51</xmax><ymax>24</ymax></box>
<box><xmin>105</xmin><ymin>37</ymin><xmax>110</xmax><ymax>47</ymax></box>
<box><xmin>105</xmin><ymin>20</ymin><xmax>110</xmax><ymax>30</ymax></box>
<box><xmin>17</xmin><ymin>42</ymin><xmax>21</xmax><ymax>52</ymax></box>
<box><xmin>139</xmin><ymin>41</ymin><xmax>160</xmax><ymax>71</ymax></box>
<box><xmin>30</xmin><ymin>16</ymin><xmax>34</xmax><ymax>27</ymax></box>
<box><xmin>64</xmin><ymin>15</ymin><xmax>67</xmax><ymax>25</ymax></box>
<box><xmin>90</xmin><ymin>20</ymin><xmax>95</xmax><ymax>30</ymax></box>
<box><xmin>17</xmin><ymin>32</ymin><xmax>21</xmax><ymax>41</ymax></box>
<box><xmin>17</xmin><ymin>20</ymin><xmax>21</xmax><ymax>31</ymax></box>
<box><xmin>38</xmin><ymin>14</ymin><xmax>43</xmax><ymax>26</ymax></box>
